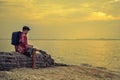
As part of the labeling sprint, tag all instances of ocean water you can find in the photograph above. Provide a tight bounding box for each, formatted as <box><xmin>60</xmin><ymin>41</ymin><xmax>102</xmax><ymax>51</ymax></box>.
<box><xmin>0</xmin><ymin>40</ymin><xmax>120</xmax><ymax>72</ymax></box>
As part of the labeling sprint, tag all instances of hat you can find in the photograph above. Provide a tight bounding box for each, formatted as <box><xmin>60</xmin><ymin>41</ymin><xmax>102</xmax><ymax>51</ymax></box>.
<box><xmin>23</xmin><ymin>26</ymin><xmax>30</xmax><ymax>31</ymax></box>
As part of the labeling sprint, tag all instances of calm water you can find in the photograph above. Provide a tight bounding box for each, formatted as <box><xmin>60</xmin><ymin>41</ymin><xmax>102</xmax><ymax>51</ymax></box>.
<box><xmin>0</xmin><ymin>40</ymin><xmax>120</xmax><ymax>71</ymax></box>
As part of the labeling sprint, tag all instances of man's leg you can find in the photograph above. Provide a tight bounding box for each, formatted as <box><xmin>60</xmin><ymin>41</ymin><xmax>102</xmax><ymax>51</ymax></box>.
<box><xmin>15</xmin><ymin>46</ymin><xmax>18</xmax><ymax>52</ymax></box>
<box><xmin>32</xmin><ymin>49</ymin><xmax>37</xmax><ymax>69</ymax></box>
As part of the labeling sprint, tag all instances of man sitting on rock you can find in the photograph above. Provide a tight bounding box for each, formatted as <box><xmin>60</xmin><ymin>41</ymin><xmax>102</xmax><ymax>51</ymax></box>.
<box><xmin>14</xmin><ymin>26</ymin><xmax>39</xmax><ymax>69</ymax></box>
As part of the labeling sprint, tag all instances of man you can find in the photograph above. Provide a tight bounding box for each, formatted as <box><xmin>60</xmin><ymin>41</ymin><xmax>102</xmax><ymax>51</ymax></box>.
<box><xmin>15</xmin><ymin>26</ymin><xmax>38</xmax><ymax>69</ymax></box>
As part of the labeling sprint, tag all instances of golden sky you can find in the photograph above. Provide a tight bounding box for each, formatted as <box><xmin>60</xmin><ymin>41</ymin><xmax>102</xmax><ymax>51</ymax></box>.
<box><xmin>0</xmin><ymin>0</ymin><xmax>120</xmax><ymax>39</ymax></box>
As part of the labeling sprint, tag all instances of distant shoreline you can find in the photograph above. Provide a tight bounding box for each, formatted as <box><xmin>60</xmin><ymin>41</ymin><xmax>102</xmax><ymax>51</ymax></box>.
<box><xmin>1</xmin><ymin>39</ymin><xmax>120</xmax><ymax>40</ymax></box>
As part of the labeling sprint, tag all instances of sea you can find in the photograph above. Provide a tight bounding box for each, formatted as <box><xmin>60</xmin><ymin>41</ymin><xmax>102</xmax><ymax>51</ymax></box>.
<box><xmin>0</xmin><ymin>39</ymin><xmax>120</xmax><ymax>72</ymax></box>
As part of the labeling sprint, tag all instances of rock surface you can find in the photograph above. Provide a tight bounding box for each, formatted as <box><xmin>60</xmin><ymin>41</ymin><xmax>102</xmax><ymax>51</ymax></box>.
<box><xmin>0</xmin><ymin>66</ymin><xmax>120</xmax><ymax>80</ymax></box>
<box><xmin>0</xmin><ymin>51</ymin><xmax>120</xmax><ymax>80</ymax></box>
<box><xmin>0</xmin><ymin>51</ymin><xmax>54</xmax><ymax>71</ymax></box>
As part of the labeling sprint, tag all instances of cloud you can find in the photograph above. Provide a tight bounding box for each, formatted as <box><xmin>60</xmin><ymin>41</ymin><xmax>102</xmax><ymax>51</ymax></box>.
<box><xmin>0</xmin><ymin>0</ymin><xmax>120</xmax><ymax>39</ymax></box>
<box><xmin>109</xmin><ymin>0</ymin><xmax>120</xmax><ymax>3</ymax></box>
<box><xmin>84</xmin><ymin>11</ymin><xmax>119</xmax><ymax>21</ymax></box>
<box><xmin>0</xmin><ymin>0</ymin><xmax>120</xmax><ymax>24</ymax></box>
<box><xmin>101</xmin><ymin>0</ymin><xmax>120</xmax><ymax>17</ymax></box>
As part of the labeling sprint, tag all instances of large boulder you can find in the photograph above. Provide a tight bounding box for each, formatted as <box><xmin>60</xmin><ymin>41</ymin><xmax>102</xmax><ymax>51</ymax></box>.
<box><xmin>0</xmin><ymin>50</ymin><xmax>54</xmax><ymax>71</ymax></box>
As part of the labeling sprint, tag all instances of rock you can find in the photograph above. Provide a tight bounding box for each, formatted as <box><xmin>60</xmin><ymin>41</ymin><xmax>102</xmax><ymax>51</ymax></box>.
<box><xmin>96</xmin><ymin>67</ymin><xmax>108</xmax><ymax>70</ymax></box>
<box><xmin>81</xmin><ymin>63</ymin><xmax>92</xmax><ymax>67</ymax></box>
<box><xmin>54</xmin><ymin>63</ymin><xmax>69</xmax><ymax>66</ymax></box>
<box><xmin>0</xmin><ymin>50</ymin><xmax>55</xmax><ymax>71</ymax></box>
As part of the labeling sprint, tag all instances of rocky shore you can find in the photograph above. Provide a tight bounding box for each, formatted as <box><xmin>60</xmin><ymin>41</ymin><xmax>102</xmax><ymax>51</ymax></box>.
<box><xmin>0</xmin><ymin>52</ymin><xmax>120</xmax><ymax>80</ymax></box>
<box><xmin>0</xmin><ymin>65</ymin><xmax>120</xmax><ymax>80</ymax></box>
<box><xmin>0</xmin><ymin>51</ymin><xmax>55</xmax><ymax>71</ymax></box>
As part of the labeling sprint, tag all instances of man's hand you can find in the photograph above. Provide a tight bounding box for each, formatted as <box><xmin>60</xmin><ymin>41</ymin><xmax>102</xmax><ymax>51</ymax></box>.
<box><xmin>33</xmin><ymin>48</ymin><xmax>39</xmax><ymax>51</ymax></box>
<box><xmin>26</xmin><ymin>45</ymin><xmax>40</xmax><ymax>51</ymax></box>
<box><xmin>26</xmin><ymin>45</ymin><xmax>33</xmax><ymax>48</ymax></box>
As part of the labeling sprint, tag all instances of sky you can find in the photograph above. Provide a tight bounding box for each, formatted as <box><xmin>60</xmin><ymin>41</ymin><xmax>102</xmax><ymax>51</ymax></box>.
<box><xmin>0</xmin><ymin>0</ymin><xmax>120</xmax><ymax>39</ymax></box>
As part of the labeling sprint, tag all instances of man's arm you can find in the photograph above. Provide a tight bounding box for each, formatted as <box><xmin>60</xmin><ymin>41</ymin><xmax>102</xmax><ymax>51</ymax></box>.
<box><xmin>26</xmin><ymin>45</ymin><xmax>33</xmax><ymax>48</ymax></box>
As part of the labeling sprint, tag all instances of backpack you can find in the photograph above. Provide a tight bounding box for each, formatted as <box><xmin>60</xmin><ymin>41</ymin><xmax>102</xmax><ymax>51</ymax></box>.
<box><xmin>11</xmin><ymin>31</ymin><xmax>21</xmax><ymax>46</ymax></box>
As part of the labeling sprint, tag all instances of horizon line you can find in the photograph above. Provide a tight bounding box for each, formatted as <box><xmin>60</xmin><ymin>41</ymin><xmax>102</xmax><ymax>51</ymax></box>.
<box><xmin>0</xmin><ymin>38</ymin><xmax>120</xmax><ymax>40</ymax></box>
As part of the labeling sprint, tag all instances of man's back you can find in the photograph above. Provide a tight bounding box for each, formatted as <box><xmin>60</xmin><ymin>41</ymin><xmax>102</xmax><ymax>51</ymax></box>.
<box><xmin>15</xmin><ymin>32</ymin><xmax>28</xmax><ymax>53</ymax></box>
